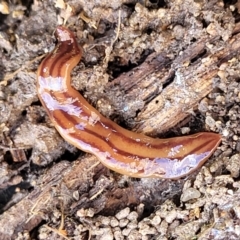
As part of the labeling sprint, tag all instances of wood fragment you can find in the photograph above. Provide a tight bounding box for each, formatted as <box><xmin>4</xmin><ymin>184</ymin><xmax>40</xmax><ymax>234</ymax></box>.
<box><xmin>107</xmin><ymin>32</ymin><xmax>240</xmax><ymax>135</ymax></box>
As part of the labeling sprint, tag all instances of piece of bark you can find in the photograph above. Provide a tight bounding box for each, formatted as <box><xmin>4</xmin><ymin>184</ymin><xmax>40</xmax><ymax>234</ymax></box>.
<box><xmin>0</xmin><ymin>161</ymin><xmax>71</xmax><ymax>239</ymax></box>
<box><xmin>0</xmin><ymin>155</ymin><xmax>183</xmax><ymax>239</ymax></box>
<box><xmin>107</xmin><ymin>28</ymin><xmax>240</xmax><ymax>136</ymax></box>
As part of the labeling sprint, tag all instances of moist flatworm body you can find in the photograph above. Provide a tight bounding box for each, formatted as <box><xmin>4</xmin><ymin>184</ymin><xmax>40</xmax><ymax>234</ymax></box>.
<box><xmin>37</xmin><ymin>26</ymin><xmax>221</xmax><ymax>179</ymax></box>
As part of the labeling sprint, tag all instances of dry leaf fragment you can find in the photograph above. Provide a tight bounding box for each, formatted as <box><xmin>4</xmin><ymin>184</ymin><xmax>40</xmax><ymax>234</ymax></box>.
<box><xmin>0</xmin><ymin>1</ymin><xmax>9</xmax><ymax>14</ymax></box>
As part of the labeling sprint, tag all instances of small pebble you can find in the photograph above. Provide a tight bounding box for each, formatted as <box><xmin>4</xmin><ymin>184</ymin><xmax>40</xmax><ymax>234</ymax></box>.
<box><xmin>222</xmin><ymin>128</ymin><xmax>229</xmax><ymax>137</ymax></box>
<box><xmin>127</xmin><ymin>211</ymin><xmax>138</xmax><ymax>221</ymax></box>
<box><xmin>151</xmin><ymin>215</ymin><xmax>161</xmax><ymax>226</ymax></box>
<box><xmin>181</xmin><ymin>188</ymin><xmax>201</xmax><ymax>202</ymax></box>
<box><xmin>110</xmin><ymin>217</ymin><xmax>119</xmax><ymax>227</ymax></box>
<box><xmin>116</xmin><ymin>207</ymin><xmax>130</xmax><ymax>220</ymax></box>
<box><xmin>114</xmin><ymin>230</ymin><xmax>124</xmax><ymax>240</ymax></box>
<box><xmin>165</xmin><ymin>210</ymin><xmax>177</xmax><ymax>224</ymax></box>
<box><xmin>122</xmin><ymin>227</ymin><xmax>132</xmax><ymax>236</ymax></box>
<box><xmin>205</xmin><ymin>115</ymin><xmax>216</xmax><ymax>128</ymax></box>
<box><xmin>181</xmin><ymin>127</ymin><xmax>190</xmax><ymax>134</ymax></box>
<box><xmin>119</xmin><ymin>218</ymin><xmax>129</xmax><ymax>228</ymax></box>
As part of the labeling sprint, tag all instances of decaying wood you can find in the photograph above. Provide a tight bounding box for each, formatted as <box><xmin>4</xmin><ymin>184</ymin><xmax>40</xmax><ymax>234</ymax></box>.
<box><xmin>0</xmin><ymin>155</ymin><xmax>183</xmax><ymax>238</ymax></box>
<box><xmin>107</xmin><ymin>24</ymin><xmax>240</xmax><ymax>135</ymax></box>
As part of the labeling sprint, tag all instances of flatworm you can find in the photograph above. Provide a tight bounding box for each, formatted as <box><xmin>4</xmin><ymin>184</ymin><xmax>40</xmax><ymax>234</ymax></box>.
<box><xmin>37</xmin><ymin>26</ymin><xmax>221</xmax><ymax>179</ymax></box>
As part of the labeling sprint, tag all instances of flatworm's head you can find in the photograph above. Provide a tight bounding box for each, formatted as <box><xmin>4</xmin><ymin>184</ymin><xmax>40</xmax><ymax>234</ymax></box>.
<box><xmin>55</xmin><ymin>26</ymin><xmax>76</xmax><ymax>43</ymax></box>
<box><xmin>50</xmin><ymin>26</ymin><xmax>83</xmax><ymax>59</ymax></box>
<box><xmin>37</xmin><ymin>26</ymin><xmax>83</xmax><ymax>116</ymax></box>
<box><xmin>38</xmin><ymin>26</ymin><xmax>83</xmax><ymax>81</ymax></box>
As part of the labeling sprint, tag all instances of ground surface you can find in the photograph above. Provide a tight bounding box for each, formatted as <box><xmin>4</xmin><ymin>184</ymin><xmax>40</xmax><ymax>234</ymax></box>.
<box><xmin>1</xmin><ymin>0</ymin><xmax>240</xmax><ymax>239</ymax></box>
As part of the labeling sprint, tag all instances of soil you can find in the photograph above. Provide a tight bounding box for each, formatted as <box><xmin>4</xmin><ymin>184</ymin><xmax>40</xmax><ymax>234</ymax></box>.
<box><xmin>0</xmin><ymin>0</ymin><xmax>240</xmax><ymax>239</ymax></box>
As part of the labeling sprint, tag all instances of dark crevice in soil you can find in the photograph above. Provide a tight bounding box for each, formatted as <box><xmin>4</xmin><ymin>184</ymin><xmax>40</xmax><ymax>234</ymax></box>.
<box><xmin>139</xmin><ymin>205</ymin><xmax>155</xmax><ymax>220</ymax></box>
<box><xmin>21</xmin><ymin>0</ymin><xmax>34</xmax><ymax>17</ymax></box>
<box><xmin>0</xmin><ymin>181</ymin><xmax>32</xmax><ymax>214</ymax></box>
<box><xmin>162</xmin><ymin>73</ymin><xmax>175</xmax><ymax>89</ymax></box>
<box><xmin>190</xmin><ymin>49</ymin><xmax>207</xmax><ymax>64</ymax></box>
<box><xmin>147</xmin><ymin>0</ymin><xmax>168</xmax><ymax>9</ymax></box>
<box><xmin>223</xmin><ymin>0</ymin><xmax>238</xmax><ymax>6</ymax></box>
<box><xmin>108</xmin><ymin>49</ymin><xmax>154</xmax><ymax>79</ymax></box>
<box><xmin>58</xmin><ymin>149</ymin><xmax>82</xmax><ymax>162</ymax></box>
